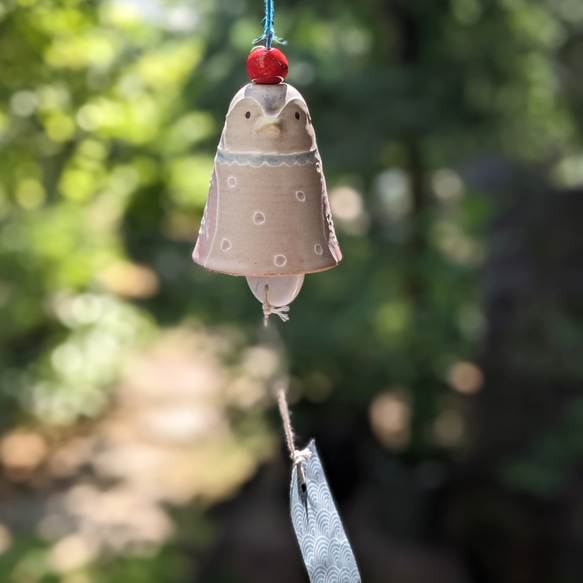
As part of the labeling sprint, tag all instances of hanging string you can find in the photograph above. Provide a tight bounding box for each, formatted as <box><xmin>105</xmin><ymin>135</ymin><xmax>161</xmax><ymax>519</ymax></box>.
<box><xmin>277</xmin><ymin>386</ymin><xmax>310</xmax><ymax>485</ymax></box>
<box><xmin>254</xmin><ymin>0</ymin><xmax>285</xmax><ymax>48</ymax></box>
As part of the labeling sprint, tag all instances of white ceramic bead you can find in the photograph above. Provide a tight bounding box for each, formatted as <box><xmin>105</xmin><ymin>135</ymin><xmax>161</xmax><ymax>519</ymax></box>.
<box><xmin>246</xmin><ymin>274</ymin><xmax>305</xmax><ymax>307</ymax></box>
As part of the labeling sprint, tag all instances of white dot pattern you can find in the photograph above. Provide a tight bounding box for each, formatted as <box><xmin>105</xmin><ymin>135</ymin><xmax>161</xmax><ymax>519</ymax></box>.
<box><xmin>221</xmin><ymin>238</ymin><xmax>232</xmax><ymax>252</ymax></box>
<box><xmin>253</xmin><ymin>211</ymin><xmax>266</xmax><ymax>225</ymax></box>
<box><xmin>274</xmin><ymin>254</ymin><xmax>287</xmax><ymax>267</ymax></box>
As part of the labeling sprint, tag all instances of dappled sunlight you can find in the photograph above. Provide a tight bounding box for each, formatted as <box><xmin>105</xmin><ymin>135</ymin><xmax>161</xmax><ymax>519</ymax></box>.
<box><xmin>329</xmin><ymin>186</ymin><xmax>370</xmax><ymax>236</ymax></box>
<box><xmin>21</xmin><ymin>293</ymin><xmax>156</xmax><ymax>424</ymax></box>
<box><xmin>100</xmin><ymin>261</ymin><xmax>160</xmax><ymax>298</ymax></box>
<box><xmin>0</xmin><ymin>325</ymin><xmax>279</xmax><ymax>577</ymax></box>
<box><xmin>369</xmin><ymin>390</ymin><xmax>411</xmax><ymax>452</ymax></box>
<box><xmin>447</xmin><ymin>361</ymin><xmax>483</xmax><ymax>395</ymax></box>
<box><xmin>0</xmin><ymin>525</ymin><xmax>12</xmax><ymax>556</ymax></box>
<box><xmin>374</xmin><ymin>169</ymin><xmax>412</xmax><ymax>222</ymax></box>
<box><xmin>0</xmin><ymin>431</ymin><xmax>48</xmax><ymax>481</ymax></box>
<box><xmin>431</xmin><ymin>169</ymin><xmax>464</xmax><ymax>203</ymax></box>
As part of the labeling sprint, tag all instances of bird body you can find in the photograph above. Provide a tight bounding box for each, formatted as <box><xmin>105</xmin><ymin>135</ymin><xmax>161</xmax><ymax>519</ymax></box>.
<box><xmin>192</xmin><ymin>83</ymin><xmax>341</xmax><ymax>277</ymax></box>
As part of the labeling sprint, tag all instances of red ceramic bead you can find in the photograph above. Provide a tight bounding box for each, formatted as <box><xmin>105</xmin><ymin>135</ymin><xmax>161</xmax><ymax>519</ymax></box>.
<box><xmin>247</xmin><ymin>46</ymin><xmax>288</xmax><ymax>84</ymax></box>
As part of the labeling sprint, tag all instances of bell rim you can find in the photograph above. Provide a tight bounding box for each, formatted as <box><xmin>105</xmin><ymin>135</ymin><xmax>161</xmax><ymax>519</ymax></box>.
<box><xmin>192</xmin><ymin>259</ymin><xmax>341</xmax><ymax>278</ymax></box>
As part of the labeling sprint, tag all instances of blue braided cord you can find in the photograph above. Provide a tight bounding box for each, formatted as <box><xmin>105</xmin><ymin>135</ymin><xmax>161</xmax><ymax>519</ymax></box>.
<box><xmin>265</xmin><ymin>0</ymin><xmax>274</xmax><ymax>47</ymax></box>
<box><xmin>253</xmin><ymin>0</ymin><xmax>285</xmax><ymax>47</ymax></box>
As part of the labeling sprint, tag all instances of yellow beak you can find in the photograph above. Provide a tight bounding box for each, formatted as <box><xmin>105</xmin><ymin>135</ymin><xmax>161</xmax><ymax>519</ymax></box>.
<box><xmin>256</xmin><ymin>116</ymin><xmax>281</xmax><ymax>135</ymax></box>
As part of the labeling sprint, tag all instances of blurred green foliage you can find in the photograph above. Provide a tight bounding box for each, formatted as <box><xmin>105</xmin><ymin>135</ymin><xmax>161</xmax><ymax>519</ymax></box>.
<box><xmin>0</xmin><ymin>535</ymin><xmax>185</xmax><ymax>583</ymax></box>
<box><xmin>1</xmin><ymin>0</ymin><xmax>583</xmax><ymax>580</ymax></box>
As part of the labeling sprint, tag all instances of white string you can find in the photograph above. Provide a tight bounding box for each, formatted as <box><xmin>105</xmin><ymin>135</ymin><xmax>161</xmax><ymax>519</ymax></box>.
<box><xmin>262</xmin><ymin>284</ymin><xmax>290</xmax><ymax>326</ymax></box>
<box><xmin>277</xmin><ymin>387</ymin><xmax>311</xmax><ymax>484</ymax></box>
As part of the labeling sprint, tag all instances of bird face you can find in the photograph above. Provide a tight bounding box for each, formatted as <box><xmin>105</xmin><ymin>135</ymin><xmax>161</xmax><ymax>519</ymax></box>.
<box><xmin>221</xmin><ymin>84</ymin><xmax>317</xmax><ymax>155</ymax></box>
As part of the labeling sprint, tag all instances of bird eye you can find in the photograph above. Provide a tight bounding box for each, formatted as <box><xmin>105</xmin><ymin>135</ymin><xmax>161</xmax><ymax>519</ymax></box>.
<box><xmin>245</xmin><ymin>111</ymin><xmax>251</xmax><ymax>119</ymax></box>
<box><xmin>294</xmin><ymin>112</ymin><xmax>300</xmax><ymax>120</ymax></box>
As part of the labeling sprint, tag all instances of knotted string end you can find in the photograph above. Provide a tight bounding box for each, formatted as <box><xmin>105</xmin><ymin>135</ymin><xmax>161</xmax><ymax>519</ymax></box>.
<box><xmin>262</xmin><ymin>284</ymin><xmax>290</xmax><ymax>325</ymax></box>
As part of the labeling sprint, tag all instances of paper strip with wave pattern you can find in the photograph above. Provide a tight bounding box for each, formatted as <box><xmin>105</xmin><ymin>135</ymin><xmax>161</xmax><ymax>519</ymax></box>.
<box><xmin>290</xmin><ymin>440</ymin><xmax>361</xmax><ymax>582</ymax></box>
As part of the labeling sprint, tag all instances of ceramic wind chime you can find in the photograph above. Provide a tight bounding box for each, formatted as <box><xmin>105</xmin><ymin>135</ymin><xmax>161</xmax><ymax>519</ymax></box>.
<box><xmin>192</xmin><ymin>2</ymin><xmax>360</xmax><ymax>581</ymax></box>
<box><xmin>192</xmin><ymin>2</ymin><xmax>341</xmax><ymax>323</ymax></box>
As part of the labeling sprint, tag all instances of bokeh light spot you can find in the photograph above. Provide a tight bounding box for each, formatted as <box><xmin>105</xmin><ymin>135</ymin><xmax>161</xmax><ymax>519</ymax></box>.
<box><xmin>375</xmin><ymin>169</ymin><xmax>411</xmax><ymax>220</ymax></box>
<box><xmin>100</xmin><ymin>261</ymin><xmax>160</xmax><ymax>299</ymax></box>
<box><xmin>0</xmin><ymin>524</ymin><xmax>12</xmax><ymax>556</ymax></box>
<box><xmin>369</xmin><ymin>390</ymin><xmax>411</xmax><ymax>451</ymax></box>
<box><xmin>432</xmin><ymin>169</ymin><xmax>463</xmax><ymax>202</ymax></box>
<box><xmin>0</xmin><ymin>431</ymin><xmax>48</xmax><ymax>474</ymax></box>
<box><xmin>329</xmin><ymin>186</ymin><xmax>369</xmax><ymax>236</ymax></box>
<box><xmin>16</xmin><ymin>179</ymin><xmax>46</xmax><ymax>209</ymax></box>
<box><xmin>447</xmin><ymin>362</ymin><xmax>484</xmax><ymax>394</ymax></box>
<box><xmin>11</xmin><ymin>90</ymin><xmax>37</xmax><ymax>117</ymax></box>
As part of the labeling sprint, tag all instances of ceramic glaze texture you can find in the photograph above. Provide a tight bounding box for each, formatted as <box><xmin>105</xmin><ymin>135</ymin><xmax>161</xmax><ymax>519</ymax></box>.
<box><xmin>193</xmin><ymin>83</ymin><xmax>342</xmax><ymax>276</ymax></box>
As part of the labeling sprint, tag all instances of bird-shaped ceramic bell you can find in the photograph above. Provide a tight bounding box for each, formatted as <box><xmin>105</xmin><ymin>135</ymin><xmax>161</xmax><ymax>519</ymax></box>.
<box><xmin>193</xmin><ymin>46</ymin><xmax>341</xmax><ymax>320</ymax></box>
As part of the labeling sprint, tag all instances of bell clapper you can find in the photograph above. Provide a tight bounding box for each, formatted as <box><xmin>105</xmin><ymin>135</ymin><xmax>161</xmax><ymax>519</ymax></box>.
<box><xmin>246</xmin><ymin>274</ymin><xmax>305</xmax><ymax>324</ymax></box>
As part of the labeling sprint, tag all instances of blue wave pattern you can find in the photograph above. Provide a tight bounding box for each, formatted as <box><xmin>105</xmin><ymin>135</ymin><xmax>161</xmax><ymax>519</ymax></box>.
<box><xmin>290</xmin><ymin>441</ymin><xmax>361</xmax><ymax>583</ymax></box>
<box><xmin>216</xmin><ymin>148</ymin><xmax>319</xmax><ymax>167</ymax></box>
